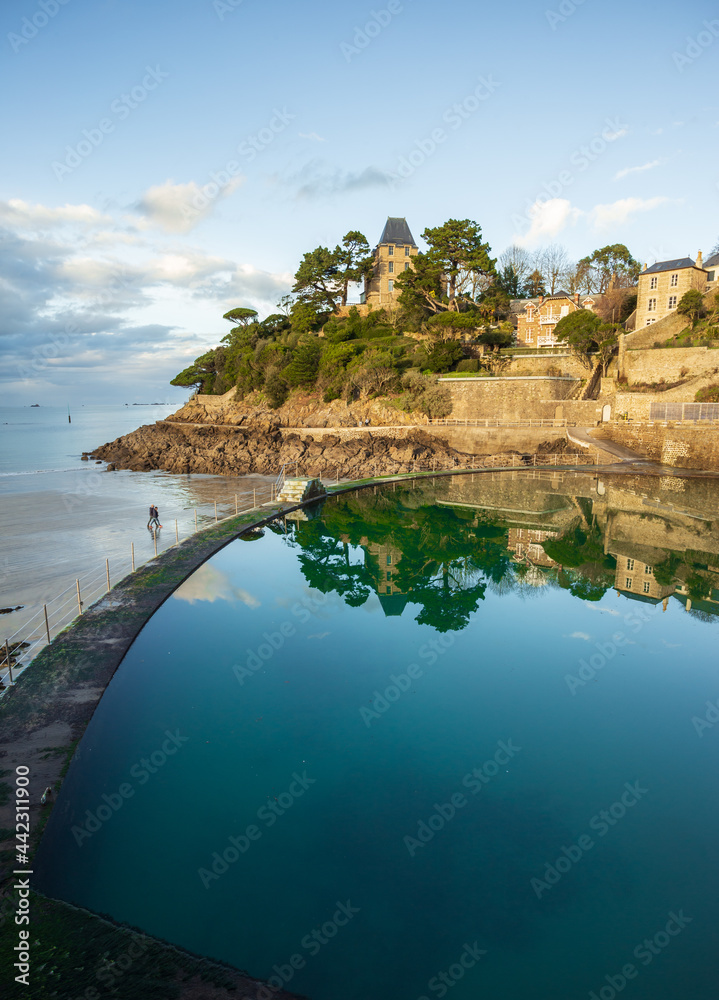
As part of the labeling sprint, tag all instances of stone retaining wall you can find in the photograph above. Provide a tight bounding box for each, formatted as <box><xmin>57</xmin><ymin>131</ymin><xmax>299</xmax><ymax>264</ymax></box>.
<box><xmin>605</xmin><ymin>423</ymin><xmax>719</xmax><ymax>472</ymax></box>
<box><xmin>440</xmin><ymin>376</ymin><xmax>580</xmax><ymax>420</ymax></box>
<box><xmin>623</xmin><ymin>346</ymin><xmax>716</xmax><ymax>383</ymax></box>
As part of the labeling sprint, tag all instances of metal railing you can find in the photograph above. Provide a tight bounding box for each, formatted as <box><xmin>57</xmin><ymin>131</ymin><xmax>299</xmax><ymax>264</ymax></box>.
<box><xmin>429</xmin><ymin>417</ymin><xmax>570</xmax><ymax>428</ymax></box>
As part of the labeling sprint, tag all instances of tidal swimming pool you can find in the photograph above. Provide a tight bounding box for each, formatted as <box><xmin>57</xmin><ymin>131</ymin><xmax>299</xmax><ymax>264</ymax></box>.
<box><xmin>35</xmin><ymin>471</ymin><xmax>719</xmax><ymax>999</ymax></box>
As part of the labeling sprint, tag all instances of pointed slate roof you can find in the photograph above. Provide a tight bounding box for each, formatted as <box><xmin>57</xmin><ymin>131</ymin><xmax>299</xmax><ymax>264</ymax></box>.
<box><xmin>704</xmin><ymin>252</ymin><xmax>719</xmax><ymax>270</ymax></box>
<box><xmin>378</xmin><ymin>217</ymin><xmax>417</xmax><ymax>247</ymax></box>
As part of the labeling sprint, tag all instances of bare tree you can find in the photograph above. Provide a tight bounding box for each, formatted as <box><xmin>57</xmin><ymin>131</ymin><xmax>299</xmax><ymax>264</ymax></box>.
<box><xmin>498</xmin><ymin>245</ymin><xmax>533</xmax><ymax>286</ymax></box>
<box><xmin>533</xmin><ymin>244</ymin><xmax>571</xmax><ymax>294</ymax></box>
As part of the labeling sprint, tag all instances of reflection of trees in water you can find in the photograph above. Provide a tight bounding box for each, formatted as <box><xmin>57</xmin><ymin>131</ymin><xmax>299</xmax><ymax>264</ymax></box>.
<box><xmin>283</xmin><ymin>483</ymin><xmax>719</xmax><ymax>629</ymax></box>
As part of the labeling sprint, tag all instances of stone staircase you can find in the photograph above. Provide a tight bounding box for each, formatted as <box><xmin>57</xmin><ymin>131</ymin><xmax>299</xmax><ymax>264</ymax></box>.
<box><xmin>277</xmin><ymin>476</ymin><xmax>326</xmax><ymax>503</ymax></box>
<box><xmin>582</xmin><ymin>363</ymin><xmax>603</xmax><ymax>400</ymax></box>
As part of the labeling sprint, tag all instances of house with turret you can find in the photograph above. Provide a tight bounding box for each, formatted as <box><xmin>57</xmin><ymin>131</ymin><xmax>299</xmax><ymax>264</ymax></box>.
<box><xmin>361</xmin><ymin>217</ymin><xmax>418</xmax><ymax>308</ymax></box>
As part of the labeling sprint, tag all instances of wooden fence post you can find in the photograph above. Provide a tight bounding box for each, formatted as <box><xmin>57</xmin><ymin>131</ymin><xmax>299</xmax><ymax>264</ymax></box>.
<box><xmin>76</xmin><ymin>580</ymin><xmax>82</xmax><ymax>616</ymax></box>
<box><xmin>5</xmin><ymin>639</ymin><xmax>12</xmax><ymax>685</ymax></box>
<box><xmin>44</xmin><ymin>605</ymin><xmax>51</xmax><ymax>644</ymax></box>
<box><xmin>106</xmin><ymin>558</ymin><xmax>111</xmax><ymax>593</ymax></box>
<box><xmin>214</xmin><ymin>500</ymin><xmax>218</xmax><ymax>523</ymax></box>
<box><xmin>131</xmin><ymin>542</ymin><xmax>135</xmax><ymax>572</ymax></box>
<box><xmin>153</xmin><ymin>529</ymin><xmax>157</xmax><ymax>557</ymax></box>
<box><xmin>175</xmin><ymin>519</ymin><xmax>179</xmax><ymax>544</ymax></box>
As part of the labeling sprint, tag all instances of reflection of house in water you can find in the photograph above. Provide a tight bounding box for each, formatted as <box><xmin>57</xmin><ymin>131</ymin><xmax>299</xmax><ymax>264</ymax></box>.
<box><xmin>507</xmin><ymin>528</ymin><xmax>560</xmax><ymax>569</ymax></box>
<box><xmin>364</xmin><ymin>540</ymin><xmax>411</xmax><ymax>616</ymax></box>
<box><xmin>611</xmin><ymin>552</ymin><xmax>674</xmax><ymax>605</ymax></box>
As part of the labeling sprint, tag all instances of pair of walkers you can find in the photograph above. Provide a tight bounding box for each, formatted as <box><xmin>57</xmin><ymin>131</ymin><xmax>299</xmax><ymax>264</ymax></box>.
<box><xmin>147</xmin><ymin>504</ymin><xmax>161</xmax><ymax>529</ymax></box>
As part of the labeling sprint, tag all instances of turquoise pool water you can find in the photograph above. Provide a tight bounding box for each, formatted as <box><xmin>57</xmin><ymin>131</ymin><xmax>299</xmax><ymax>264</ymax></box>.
<box><xmin>35</xmin><ymin>472</ymin><xmax>719</xmax><ymax>998</ymax></box>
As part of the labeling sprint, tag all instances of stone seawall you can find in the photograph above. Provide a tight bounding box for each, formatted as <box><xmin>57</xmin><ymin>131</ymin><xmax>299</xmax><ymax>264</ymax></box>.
<box><xmin>605</xmin><ymin>423</ymin><xmax>719</xmax><ymax>472</ymax></box>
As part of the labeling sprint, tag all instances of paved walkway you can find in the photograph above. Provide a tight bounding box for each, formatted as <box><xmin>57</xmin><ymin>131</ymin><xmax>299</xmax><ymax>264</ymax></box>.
<box><xmin>567</xmin><ymin>427</ymin><xmax>646</xmax><ymax>462</ymax></box>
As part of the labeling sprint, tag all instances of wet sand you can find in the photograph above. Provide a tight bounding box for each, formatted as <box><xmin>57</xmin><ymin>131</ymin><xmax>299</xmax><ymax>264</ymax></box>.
<box><xmin>0</xmin><ymin>466</ymin><xmax>274</xmax><ymax>643</ymax></box>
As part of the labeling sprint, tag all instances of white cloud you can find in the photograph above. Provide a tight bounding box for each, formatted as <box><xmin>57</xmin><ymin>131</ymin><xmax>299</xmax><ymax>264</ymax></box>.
<box><xmin>514</xmin><ymin>198</ymin><xmax>582</xmax><ymax>247</ymax></box>
<box><xmin>136</xmin><ymin>176</ymin><xmax>244</xmax><ymax>233</ymax></box>
<box><xmin>0</xmin><ymin>198</ymin><xmax>111</xmax><ymax>230</ymax></box>
<box><xmin>604</xmin><ymin>127</ymin><xmax>628</xmax><ymax>141</ymax></box>
<box><xmin>299</xmin><ymin>132</ymin><xmax>326</xmax><ymax>142</ymax></box>
<box><xmin>589</xmin><ymin>196</ymin><xmax>669</xmax><ymax>229</ymax></box>
<box><xmin>568</xmin><ymin>631</ymin><xmax>591</xmax><ymax>641</ymax></box>
<box><xmin>172</xmin><ymin>564</ymin><xmax>260</xmax><ymax>606</ymax></box>
<box><xmin>614</xmin><ymin>159</ymin><xmax>661</xmax><ymax>180</ymax></box>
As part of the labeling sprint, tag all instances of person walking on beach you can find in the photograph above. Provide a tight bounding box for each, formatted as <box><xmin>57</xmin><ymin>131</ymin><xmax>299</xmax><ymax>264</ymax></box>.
<box><xmin>148</xmin><ymin>504</ymin><xmax>160</xmax><ymax>529</ymax></box>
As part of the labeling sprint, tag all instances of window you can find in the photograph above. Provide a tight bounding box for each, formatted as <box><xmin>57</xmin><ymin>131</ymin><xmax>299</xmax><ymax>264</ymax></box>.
<box><xmin>385</xmin><ymin>586</ymin><xmax>391</xmax><ymax>594</ymax></box>
<box><xmin>668</xmin><ymin>295</ymin><xmax>677</xmax><ymax>309</ymax></box>
<box><xmin>646</xmin><ymin>318</ymin><xmax>655</xmax><ymax>325</ymax></box>
<box><xmin>626</xmin><ymin>578</ymin><xmax>633</xmax><ymax>589</ymax></box>
<box><xmin>388</xmin><ymin>246</ymin><xmax>394</xmax><ymax>256</ymax></box>
<box><xmin>643</xmin><ymin>581</ymin><xmax>651</xmax><ymax>593</ymax></box>
<box><xmin>388</xmin><ymin>279</ymin><xmax>393</xmax><ymax>293</ymax></box>
<box><xmin>627</xmin><ymin>558</ymin><xmax>634</xmax><ymax>570</ymax></box>
<box><xmin>644</xmin><ymin>565</ymin><xmax>652</xmax><ymax>574</ymax></box>
<box><xmin>386</xmin><ymin>555</ymin><xmax>392</xmax><ymax>565</ymax></box>
<box><xmin>650</xmin><ymin>276</ymin><xmax>658</xmax><ymax>289</ymax></box>
<box><xmin>405</xmin><ymin>246</ymin><xmax>410</xmax><ymax>256</ymax></box>
<box><xmin>647</xmin><ymin>298</ymin><xmax>656</xmax><ymax>312</ymax></box>
<box><xmin>386</xmin><ymin>571</ymin><xmax>391</xmax><ymax>581</ymax></box>
<box><xmin>670</xmin><ymin>273</ymin><xmax>678</xmax><ymax>287</ymax></box>
<box><xmin>388</xmin><ymin>261</ymin><xmax>394</xmax><ymax>273</ymax></box>
<box><xmin>404</xmin><ymin>262</ymin><xmax>409</xmax><ymax>271</ymax></box>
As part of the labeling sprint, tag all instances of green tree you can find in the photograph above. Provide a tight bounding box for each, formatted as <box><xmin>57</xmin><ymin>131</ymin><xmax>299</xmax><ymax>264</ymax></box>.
<box><xmin>594</xmin><ymin>323</ymin><xmax>620</xmax><ymax>375</ymax></box>
<box><xmin>169</xmin><ymin>351</ymin><xmax>219</xmax><ymax>393</ymax></box>
<box><xmin>576</xmin><ymin>245</ymin><xmax>640</xmax><ymax>294</ymax></box>
<box><xmin>283</xmin><ymin>339</ymin><xmax>321</xmax><ymax>388</ymax></box>
<box><xmin>496</xmin><ymin>263</ymin><xmax>526</xmax><ymax>298</ymax></box>
<box><xmin>426</xmin><ymin>311</ymin><xmax>480</xmax><ymax>340</ymax></box>
<box><xmin>553</xmin><ymin>309</ymin><xmax>602</xmax><ymax>369</ymax></box>
<box><xmin>677</xmin><ymin>289</ymin><xmax>705</xmax><ymax>329</ymax></box>
<box><xmin>422</xmin><ymin>218</ymin><xmax>495</xmax><ymax>311</ymax></box>
<box><xmin>422</xmin><ymin>340</ymin><xmax>465</xmax><ymax>372</ymax></box>
<box><xmin>292</xmin><ymin>246</ymin><xmax>342</xmax><ymax>313</ymax></box>
<box><xmin>264</xmin><ymin>368</ymin><xmax>289</xmax><ymax>408</ymax></box>
<box><xmin>222</xmin><ymin>307</ymin><xmax>259</xmax><ymax>328</ymax></box>
<box><xmin>394</xmin><ymin>252</ymin><xmax>446</xmax><ymax>315</ymax></box>
<box><xmin>334</xmin><ymin>231</ymin><xmax>374</xmax><ymax>307</ymax></box>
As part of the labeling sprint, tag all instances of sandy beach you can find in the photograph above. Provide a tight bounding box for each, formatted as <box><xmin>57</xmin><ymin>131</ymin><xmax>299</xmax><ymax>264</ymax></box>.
<box><xmin>0</xmin><ymin>405</ymin><xmax>276</xmax><ymax>653</ymax></box>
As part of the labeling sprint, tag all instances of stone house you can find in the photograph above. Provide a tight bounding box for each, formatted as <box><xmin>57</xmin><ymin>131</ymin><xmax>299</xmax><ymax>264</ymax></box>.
<box><xmin>635</xmin><ymin>253</ymin><xmax>708</xmax><ymax>329</ymax></box>
<box><xmin>515</xmin><ymin>292</ymin><xmax>598</xmax><ymax>348</ymax></box>
<box><xmin>361</xmin><ymin>217</ymin><xmax>418</xmax><ymax>308</ymax></box>
<box><xmin>704</xmin><ymin>251</ymin><xmax>719</xmax><ymax>288</ymax></box>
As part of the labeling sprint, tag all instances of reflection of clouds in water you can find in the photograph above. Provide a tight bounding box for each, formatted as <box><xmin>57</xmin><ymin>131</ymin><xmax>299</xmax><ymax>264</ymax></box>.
<box><xmin>567</xmin><ymin>631</ymin><xmax>591</xmax><ymax>641</ymax></box>
<box><xmin>172</xmin><ymin>564</ymin><xmax>260</xmax><ymax>608</ymax></box>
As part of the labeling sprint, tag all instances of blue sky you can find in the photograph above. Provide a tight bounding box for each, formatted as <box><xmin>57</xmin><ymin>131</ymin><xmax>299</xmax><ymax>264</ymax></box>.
<box><xmin>2</xmin><ymin>0</ymin><xmax>718</xmax><ymax>404</ymax></box>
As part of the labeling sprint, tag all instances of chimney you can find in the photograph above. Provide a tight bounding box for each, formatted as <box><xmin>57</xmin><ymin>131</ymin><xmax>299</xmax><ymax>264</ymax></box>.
<box><xmin>538</xmin><ymin>294</ymin><xmax>544</xmax><ymax>306</ymax></box>
<box><xmin>642</xmin><ymin>263</ymin><xmax>647</xmax><ymax>271</ymax></box>
<box><xmin>574</xmin><ymin>292</ymin><xmax>580</xmax><ymax>304</ymax></box>
<box><xmin>697</xmin><ymin>250</ymin><xmax>703</xmax><ymax>269</ymax></box>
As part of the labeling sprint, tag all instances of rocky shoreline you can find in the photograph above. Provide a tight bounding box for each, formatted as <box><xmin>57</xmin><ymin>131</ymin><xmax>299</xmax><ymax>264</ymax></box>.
<box><xmin>91</xmin><ymin>396</ymin><xmax>567</xmax><ymax>478</ymax></box>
